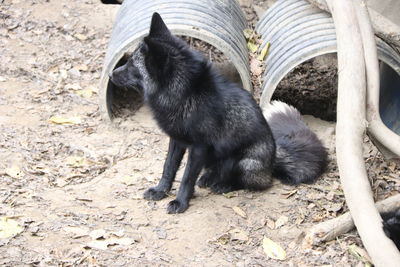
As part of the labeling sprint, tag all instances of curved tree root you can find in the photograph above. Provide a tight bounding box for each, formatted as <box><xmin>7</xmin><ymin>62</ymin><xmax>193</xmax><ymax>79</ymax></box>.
<box><xmin>325</xmin><ymin>0</ymin><xmax>400</xmax><ymax>265</ymax></box>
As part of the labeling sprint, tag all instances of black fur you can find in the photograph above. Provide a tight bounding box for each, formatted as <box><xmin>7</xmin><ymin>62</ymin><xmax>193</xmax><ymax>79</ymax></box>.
<box><xmin>263</xmin><ymin>101</ymin><xmax>328</xmax><ymax>184</ymax></box>
<box><xmin>100</xmin><ymin>0</ymin><xmax>122</xmax><ymax>4</ymax></box>
<box><xmin>110</xmin><ymin>13</ymin><xmax>327</xmax><ymax>213</ymax></box>
<box><xmin>382</xmin><ymin>209</ymin><xmax>400</xmax><ymax>250</ymax></box>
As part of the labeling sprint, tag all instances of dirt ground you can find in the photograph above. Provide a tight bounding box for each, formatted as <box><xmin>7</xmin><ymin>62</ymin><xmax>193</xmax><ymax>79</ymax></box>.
<box><xmin>1</xmin><ymin>0</ymin><xmax>399</xmax><ymax>266</ymax></box>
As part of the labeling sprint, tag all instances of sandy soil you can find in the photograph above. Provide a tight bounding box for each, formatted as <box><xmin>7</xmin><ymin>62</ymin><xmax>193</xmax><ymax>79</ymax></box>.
<box><xmin>1</xmin><ymin>0</ymin><xmax>399</xmax><ymax>266</ymax></box>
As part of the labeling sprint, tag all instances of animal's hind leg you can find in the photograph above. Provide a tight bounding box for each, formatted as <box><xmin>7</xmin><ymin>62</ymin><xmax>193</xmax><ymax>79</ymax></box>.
<box><xmin>209</xmin><ymin>158</ymin><xmax>243</xmax><ymax>194</ymax></box>
<box><xmin>237</xmin><ymin>158</ymin><xmax>273</xmax><ymax>190</ymax></box>
<box><xmin>235</xmin><ymin>141</ymin><xmax>274</xmax><ymax>190</ymax></box>
<box><xmin>197</xmin><ymin>168</ymin><xmax>216</xmax><ymax>188</ymax></box>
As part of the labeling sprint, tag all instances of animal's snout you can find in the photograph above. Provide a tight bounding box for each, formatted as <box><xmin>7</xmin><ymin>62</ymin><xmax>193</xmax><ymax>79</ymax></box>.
<box><xmin>108</xmin><ymin>66</ymin><xmax>130</xmax><ymax>88</ymax></box>
<box><xmin>108</xmin><ymin>71</ymin><xmax>115</xmax><ymax>83</ymax></box>
<box><xmin>109</xmin><ymin>67</ymin><xmax>122</xmax><ymax>82</ymax></box>
<box><xmin>108</xmin><ymin>68</ymin><xmax>120</xmax><ymax>85</ymax></box>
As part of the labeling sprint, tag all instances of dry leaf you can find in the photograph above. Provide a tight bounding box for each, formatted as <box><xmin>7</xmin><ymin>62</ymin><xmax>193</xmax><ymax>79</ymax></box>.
<box><xmin>295</xmin><ymin>213</ymin><xmax>305</xmax><ymax>225</ymax></box>
<box><xmin>250</xmin><ymin>58</ymin><xmax>263</xmax><ymax>76</ymax></box>
<box><xmin>288</xmin><ymin>240</ymin><xmax>297</xmax><ymax>250</ymax></box>
<box><xmin>324</xmin><ymin>202</ymin><xmax>344</xmax><ymax>212</ymax></box>
<box><xmin>89</xmin><ymin>229</ymin><xmax>107</xmax><ymax>240</ymax></box>
<box><xmin>5</xmin><ymin>165</ymin><xmax>24</xmax><ymax>179</ymax></box>
<box><xmin>74</xmin><ymin>64</ymin><xmax>89</xmax><ymax>72</ymax></box>
<box><xmin>65</xmin><ymin>156</ymin><xmax>92</xmax><ymax>167</ymax></box>
<box><xmin>257</xmin><ymin>42</ymin><xmax>270</xmax><ymax>61</ymax></box>
<box><xmin>266</xmin><ymin>218</ymin><xmax>275</xmax><ymax>229</ymax></box>
<box><xmin>75</xmin><ymin>197</ymin><xmax>93</xmax><ymax>202</ymax></box>
<box><xmin>216</xmin><ymin>233</ymin><xmax>230</xmax><ymax>245</ymax></box>
<box><xmin>348</xmin><ymin>244</ymin><xmax>373</xmax><ymax>266</ymax></box>
<box><xmin>222</xmin><ymin>191</ymin><xmax>238</xmax><ymax>198</ymax></box>
<box><xmin>232</xmin><ymin>206</ymin><xmax>247</xmax><ymax>218</ymax></box>
<box><xmin>75</xmin><ymin>88</ymin><xmax>94</xmax><ymax>98</ymax></box>
<box><xmin>65</xmin><ymin>83</ymin><xmax>82</xmax><ymax>90</ymax></box>
<box><xmin>283</xmin><ymin>189</ymin><xmax>297</xmax><ymax>199</ymax></box>
<box><xmin>247</xmin><ymin>41</ymin><xmax>258</xmax><ymax>53</ymax></box>
<box><xmin>86</xmin><ymin>86</ymin><xmax>98</xmax><ymax>93</ymax></box>
<box><xmin>228</xmin><ymin>228</ymin><xmax>249</xmax><ymax>242</ymax></box>
<box><xmin>388</xmin><ymin>161</ymin><xmax>396</xmax><ymax>172</ymax></box>
<box><xmin>307</xmin><ymin>203</ymin><xmax>316</xmax><ymax>209</ymax></box>
<box><xmin>25</xmin><ymin>164</ymin><xmax>48</xmax><ymax>175</ymax></box>
<box><xmin>86</xmin><ymin>240</ymin><xmax>109</xmax><ymax>250</ymax></box>
<box><xmin>55</xmin><ymin>178</ymin><xmax>68</xmax><ymax>187</ymax></box>
<box><xmin>306</xmin><ymin>191</ymin><xmax>324</xmax><ymax>200</ymax></box>
<box><xmin>120</xmin><ymin>172</ymin><xmax>142</xmax><ymax>186</ymax></box>
<box><xmin>64</xmin><ymin>226</ymin><xmax>89</xmax><ymax>238</ymax></box>
<box><xmin>275</xmin><ymin>215</ymin><xmax>289</xmax><ymax>229</ymax></box>
<box><xmin>325</xmin><ymin>191</ymin><xmax>336</xmax><ymax>201</ymax></box>
<box><xmin>86</xmin><ymin>237</ymin><xmax>134</xmax><ymax>250</ymax></box>
<box><xmin>302</xmin><ymin>233</ymin><xmax>314</xmax><ymax>250</ymax></box>
<box><xmin>312</xmin><ymin>212</ymin><xmax>327</xmax><ymax>222</ymax></box>
<box><xmin>113</xmin><ymin>237</ymin><xmax>133</xmax><ymax>246</ymax></box>
<box><xmin>48</xmin><ymin>116</ymin><xmax>81</xmax><ymax>125</ymax></box>
<box><xmin>109</xmin><ymin>229</ymin><xmax>125</xmax><ymax>238</ymax></box>
<box><xmin>121</xmin><ymin>175</ymin><xmax>136</xmax><ymax>186</ymax></box>
<box><xmin>74</xmin><ymin>33</ymin><xmax>88</xmax><ymax>41</ymax></box>
<box><xmin>243</xmin><ymin>29</ymin><xmax>254</xmax><ymax>40</ymax></box>
<box><xmin>262</xmin><ymin>236</ymin><xmax>287</xmax><ymax>260</ymax></box>
<box><xmin>0</xmin><ymin>217</ymin><xmax>24</xmax><ymax>239</ymax></box>
<box><xmin>47</xmin><ymin>65</ymin><xmax>59</xmax><ymax>73</ymax></box>
<box><xmin>60</xmin><ymin>69</ymin><xmax>68</xmax><ymax>79</ymax></box>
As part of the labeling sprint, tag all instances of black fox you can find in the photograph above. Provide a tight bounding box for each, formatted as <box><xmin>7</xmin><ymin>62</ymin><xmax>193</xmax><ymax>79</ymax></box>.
<box><xmin>110</xmin><ymin>13</ymin><xmax>327</xmax><ymax>213</ymax></box>
<box><xmin>100</xmin><ymin>0</ymin><xmax>122</xmax><ymax>4</ymax></box>
<box><xmin>382</xmin><ymin>209</ymin><xmax>400</xmax><ymax>250</ymax></box>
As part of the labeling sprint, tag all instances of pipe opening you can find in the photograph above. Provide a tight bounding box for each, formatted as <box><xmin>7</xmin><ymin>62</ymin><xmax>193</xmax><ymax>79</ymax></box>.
<box><xmin>269</xmin><ymin>53</ymin><xmax>400</xmax><ymax>136</ymax></box>
<box><xmin>379</xmin><ymin>61</ymin><xmax>400</xmax><ymax>135</ymax></box>
<box><xmin>106</xmin><ymin>37</ymin><xmax>242</xmax><ymax>119</ymax></box>
<box><xmin>271</xmin><ymin>53</ymin><xmax>338</xmax><ymax>121</ymax></box>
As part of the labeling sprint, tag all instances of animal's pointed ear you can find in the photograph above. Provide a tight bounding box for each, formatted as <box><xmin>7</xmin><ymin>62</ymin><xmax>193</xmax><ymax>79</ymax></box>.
<box><xmin>143</xmin><ymin>37</ymin><xmax>172</xmax><ymax>77</ymax></box>
<box><xmin>144</xmin><ymin>36</ymin><xmax>168</xmax><ymax>58</ymax></box>
<box><xmin>149</xmin><ymin>12</ymin><xmax>170</xmax><ymax>37</ymax></box>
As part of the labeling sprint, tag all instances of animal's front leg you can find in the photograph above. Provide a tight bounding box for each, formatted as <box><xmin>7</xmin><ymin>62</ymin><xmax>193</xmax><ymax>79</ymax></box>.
<box><xmin>167</xmin><ymin>146</ymin><xmax>207</xmax><ymax>214</ymax></box>
<box><xmin>144</xmin><ymin>138</ymin><xmax>186</xmax><ymax>200</ymax></box>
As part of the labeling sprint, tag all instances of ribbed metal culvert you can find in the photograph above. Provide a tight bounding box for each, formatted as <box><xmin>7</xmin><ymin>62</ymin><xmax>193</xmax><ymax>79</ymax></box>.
<box><xmin>256</xmin><ymin>0</ymin><xmax>400</xmax><ymax>135</ymax></box>
<box><xmin>99</xmin><ymin>0</ymin><xmax>250</xmax><ymax>120</ymax></box>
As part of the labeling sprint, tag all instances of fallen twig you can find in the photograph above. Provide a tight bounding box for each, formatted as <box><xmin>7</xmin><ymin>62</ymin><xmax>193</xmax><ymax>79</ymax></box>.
<box><xmin>303</xmin><ymin>194</ymin><xmax>400</xmax><ymax>246</ymax></box>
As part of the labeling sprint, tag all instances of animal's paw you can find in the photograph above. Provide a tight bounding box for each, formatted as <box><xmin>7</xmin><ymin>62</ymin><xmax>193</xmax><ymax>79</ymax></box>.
<box><xmin>197</xmin><ymin>172</ymin><xmax>213</xmax><ymax>188</ymax></box>
<box><xmin>167</xmin><ymin>199</ymin><xmax>188</xmax><ymax>214</ymax></box>
<box><xmin>143</xmin><ymin>187</ymin><xmax>167</xmax><ymax>201</ymax></box>
<box><xmin>210</xmin><ymin>182</ymin><xmax>235</xmax><ymax>194</ymax></box>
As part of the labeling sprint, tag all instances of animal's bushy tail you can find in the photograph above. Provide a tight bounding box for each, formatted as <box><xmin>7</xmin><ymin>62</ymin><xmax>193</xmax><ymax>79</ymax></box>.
<box><xmin>262</xmin><ymin>101</ymin><xmax>328</xmax><ymax>184</ymax></box>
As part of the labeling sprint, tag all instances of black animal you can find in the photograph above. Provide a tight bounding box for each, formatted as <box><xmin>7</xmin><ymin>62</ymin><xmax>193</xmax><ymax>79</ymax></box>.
<box><xmin>100</xmin><ymin>0</ymin><xmax>122</xmax><ymax>4</ymax></box>
<box><xmin>382</xmin><ymin>209</ymin><xmax>400</xmax><ymax>250</ymax></box>
<box><xmin>110</xmin><ymin>13</ymin><xmax>327</xmax><ymax>213</ymax></box>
